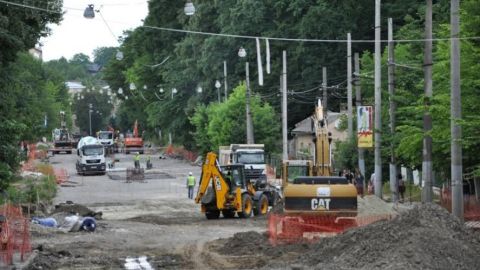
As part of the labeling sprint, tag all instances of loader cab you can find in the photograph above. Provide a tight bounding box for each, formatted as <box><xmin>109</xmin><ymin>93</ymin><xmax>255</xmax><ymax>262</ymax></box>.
<box><xmin>220</xmin><ymin>164</ymin><xmax>247</xmax><ymax>190</ymax></box>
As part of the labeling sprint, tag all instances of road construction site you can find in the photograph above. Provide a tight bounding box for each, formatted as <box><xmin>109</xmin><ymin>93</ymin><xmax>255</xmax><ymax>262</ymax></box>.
<box><xmin>20</xmin><ymin>152</ymin><xmax>480</xmax><ymax>270</ymax></box>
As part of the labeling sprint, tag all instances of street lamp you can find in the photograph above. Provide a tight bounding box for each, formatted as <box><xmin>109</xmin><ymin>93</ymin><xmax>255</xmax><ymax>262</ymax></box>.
<box><xmin>130</xmin><ymin>83</ymin><xmax>136</xmax><ymax>90</ymax></box>
<box><xmin>196</xmin><ymin>85</ymin><xmax>203</xmax><ymax>94</ymax></box>
<box><xmin>88</xmin><ymin>103</ymin><xmax>93</xmax><ymax>136</ymax></box>
<box><xmin>215</xmin><ymin>80</ymin><xmax>221</xmax><ymax>102</ymax></box>
<box><xmin>238</xmin><ymin>47</ymin><xmax>254</xmax><ymax>144</ymax></box>
<box><xmin>115</xmin><ymin>50</ymin><xmax>124</xmax><ymax>61</ymax></box>
<box><xmin>159</xmin><ymin>88</ymin><xmax>164</xmax><ymax>94</ymax></box>
<box><xmin>118</xmin><ymin>88</ymin><xmax>123</xmax><ymax>95</ymax></box>
<box><xmin>171</xmin><ymin>88</ymin><xmax>177</xmax><ymax>99</ymax></box>
<box><xmin>184</xmin><ymin>0</ymin><xmax>195</xmax><ymax>16</ymax></box>
<box><xmin>83</xmin><ymin>4</ymin><xmax>95</xmax><ymax>19</ymax></box>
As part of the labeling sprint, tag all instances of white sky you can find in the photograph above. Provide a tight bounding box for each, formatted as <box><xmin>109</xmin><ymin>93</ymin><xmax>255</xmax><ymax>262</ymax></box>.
<box><xmin>41</xmin><ymin>0</ymin><xmax>149</xmax><ymax>61</ymax></box>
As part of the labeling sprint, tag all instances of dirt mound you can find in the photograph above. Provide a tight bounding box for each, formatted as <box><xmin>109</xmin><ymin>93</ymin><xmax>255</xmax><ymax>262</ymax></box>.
<box><xmin>212</xmin><ymin>204</ymin><xmax>480</xmax><ymax>270</ymax></box>
<box><xmin>296</xmin><ymin>203</ymin><xmax>480</xmax><ymax>270</ymax></box>
<box><xmin>52</xmin><ymin>202</ymin><xmax>103</xmax><ymax>219</ymax></box>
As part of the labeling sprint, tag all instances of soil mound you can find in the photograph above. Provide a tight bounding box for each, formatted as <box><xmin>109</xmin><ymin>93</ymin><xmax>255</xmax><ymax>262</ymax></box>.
<box><xmin>52</xmin><ymin>202</ymin><xmax>103</xmax><ymax>219</ymax></box>
<box><xmin>296</xmin><ymin>203</ymin><xmax>480</xmax><ymax>270</ymax></box>
<box><xmin>212</xmin><ymin>203</ymin><xmax>480</xmax><ymax>270</ymax></box>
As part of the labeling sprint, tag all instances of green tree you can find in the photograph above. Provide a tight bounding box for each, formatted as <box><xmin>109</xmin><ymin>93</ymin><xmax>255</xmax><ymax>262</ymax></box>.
<box><xmin>191</xmin><ymin>84</ymin><xmax>280</xmax><ymax>154</ymax></box>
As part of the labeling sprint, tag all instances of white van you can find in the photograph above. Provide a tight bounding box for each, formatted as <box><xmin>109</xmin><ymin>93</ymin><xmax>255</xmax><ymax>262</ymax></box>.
<box><xmin>76</xmin><ymin>136</ymin><xmax>106</xmax><ymax>175</ymax></box>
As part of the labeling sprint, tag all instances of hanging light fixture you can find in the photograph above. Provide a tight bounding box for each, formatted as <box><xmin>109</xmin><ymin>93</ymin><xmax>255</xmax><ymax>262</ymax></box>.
<box><xmin>118</xmin><ymin>88</ymin><xmax>123</xmax><ymax>95</ymax></box>
<box><xmin>115</xmin><ymin>50</ymin><xmax>124</xmax><ymax>61</ymax></box>
<box><xmin>238</xmin><ymin>47</ymin><xmax>247</xmax><ymax>58</ymax></box>
<box><xmin>130</xmin><ymin>83</ymin><xmax>136</xmax><ymax>90</ymax></box>
<box><xmin>99</xmin><ymin>89</ymin><xmax>103</xmax><ymax>95</ymax></box>
<box><xmin>159</xmin><ymin>88</ymin><xmax>164</xmax><ymax>93</ymax></box>
<box><xmin>125</xmin><ymin>96</ymin><xmax>128</xmax><ymax>100</ymax></box>
<box><xmin>196</xmin><ymin>86</ymin><xmax>203</xmax><ymax>93</ymax></box>
<box><xmin>83</xmin><ymin>4</ymin><xmax>95</xmax><ymax>19</ymax></box>
<box><xmin>184</xmin><ymin>0</ymin><xmax>195</xmax><ymax>16</ymax></box>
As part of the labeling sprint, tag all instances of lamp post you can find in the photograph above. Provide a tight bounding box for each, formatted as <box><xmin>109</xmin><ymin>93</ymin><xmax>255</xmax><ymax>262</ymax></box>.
<box><xmin>88</xmin><ymin>103</ymin><xmax>93</xmax><ymax>136</ymax></box>
<box><xmin>197</xmin><ymin>86</ymin><xmax>203</xmax><ymax>94</ymax></box>
<box><xmin>171</xmin><ymin>88</ymin><xmax>177</xmax><ymax>99</ymax></box>
<box><xmin>238</xmin><ymin>47</ymin><xmax>254</xmax><ymax>144</ymax></box>
<box><xmin>215</xmin><ymin>80</ymin><xmax>221</xmax><ymax>102</ymax></box>
<box><xmin>184</xmin><ymin>0</ymin><xmax>195</xmax><ymax>16</ymax></box>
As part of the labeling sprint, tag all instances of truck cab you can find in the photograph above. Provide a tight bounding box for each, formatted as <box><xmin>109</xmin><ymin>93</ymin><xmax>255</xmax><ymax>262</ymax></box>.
<box><xmin>97</xmin><ymin>131</ymin><xmax>114</xmax><ymax>154</ymax></box>
<box><xmin>76</xmin><ymin>136</ymin><xmax>106</xmax><ymax>175</ymax></box>
<box><xmin>228</xmin><ymin>144</ymin><xmax>266</xmax><ymax>183</ymax></box>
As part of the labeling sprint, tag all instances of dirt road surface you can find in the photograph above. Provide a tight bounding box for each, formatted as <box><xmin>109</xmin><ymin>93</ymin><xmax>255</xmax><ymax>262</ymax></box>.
<box><xmin>28</xmin><ymin>153</ymin><xmax>266</xmax><ymax>269</ymax></box>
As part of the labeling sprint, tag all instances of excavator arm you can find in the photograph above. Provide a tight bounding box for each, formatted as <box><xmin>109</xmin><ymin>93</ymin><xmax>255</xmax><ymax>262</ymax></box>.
<box><xmin>195</xmin><ymin>152</ymin><xmax>231</xmax><ymax>210</ymax></box>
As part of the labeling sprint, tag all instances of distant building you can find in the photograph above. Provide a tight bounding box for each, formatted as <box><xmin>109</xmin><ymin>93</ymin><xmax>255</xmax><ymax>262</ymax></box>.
<box><xmin>65</xmin><ymin>81</ymin><xmax>86</xmax><ymax>96</ymax></box>
<box><xmin>289</xmin><ymin>111</ymin><xmax>347</xmax><ymax>159</ymax></box>
<box><xmin>87</xmin><ymin>64</ymin><xmax>102</xmax><ymax>74</ymax></box>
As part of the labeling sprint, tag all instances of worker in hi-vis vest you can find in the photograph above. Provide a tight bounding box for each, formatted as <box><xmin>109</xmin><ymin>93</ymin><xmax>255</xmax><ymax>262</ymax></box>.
<box><xmin>186</xmin><ymin>172</ymin><xmax>196</xmax><ymax>199</ymax></box>
<box><xmin>134</xmin><ymin>152</ymin><xmax>141</xmax><ymax>169</ymax></box>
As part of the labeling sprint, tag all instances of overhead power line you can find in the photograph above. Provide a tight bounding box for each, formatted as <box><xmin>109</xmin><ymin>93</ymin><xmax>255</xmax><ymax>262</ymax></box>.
<box><xmin>2</xmin><ymin>0</ymin><xmax>480</xmax><ymax>44</ymax></box>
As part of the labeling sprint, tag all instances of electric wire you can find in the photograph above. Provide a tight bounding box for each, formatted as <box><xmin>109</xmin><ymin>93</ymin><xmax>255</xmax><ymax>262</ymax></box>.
<box><xmin>2</xmin><ymin>0</ymin><xmax>480</xmax><ymax>44</ymax></box>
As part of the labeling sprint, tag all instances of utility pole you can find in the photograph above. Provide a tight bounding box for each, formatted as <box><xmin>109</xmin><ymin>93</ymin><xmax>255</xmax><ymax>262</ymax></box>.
<box><xmin>282</xmin><ymin>51</ymin><xmax>288</xmax><ymax>161</ymax></box>
<box><xmin>422</xmin><ymin>0</ymin><xmax>434</xmax><ymax>203</ymax></box>
<box><xmin>374</xmin><ymin>0</ymin><xmax>382</xmax><ymax>198</ymax></box>
<box><xmin>355</xmin><ymin>53</ymin><xmax>366</xmax><ymax>186</ymax></box>
<box><xmin>347</xmin><ymin>33</ymin><xmax>353</xmax><ymax>138</ymax></box>
<box><xmin>451</xmin><ymin>0</ymin><xmax>463</xmax><ymax>220</ymax></box>
<box><xmin>224</xmin><ymin>60</ymin><xmax>228</xmax><ymax>101</ymax></box>
<box><xmin>246</xmin><ymin>62</ymin><xmax>255</xmax><ymax>144</ymax></box>
<box><xmin>322</xmin><ymin>67</ymin><xmax>327</xmax><ymax>116</ymax></box>
<box><xmin>388</xmin><ymin>18</ymin><xmax>398</xmax><ymax>204</ymax></box>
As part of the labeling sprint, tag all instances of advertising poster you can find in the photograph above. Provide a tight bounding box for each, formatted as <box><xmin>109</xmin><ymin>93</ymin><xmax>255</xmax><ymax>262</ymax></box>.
<box><xmin>357</xmin><ymin>106</ymin><xmax>373</xmax><ymax>148</ymax></box>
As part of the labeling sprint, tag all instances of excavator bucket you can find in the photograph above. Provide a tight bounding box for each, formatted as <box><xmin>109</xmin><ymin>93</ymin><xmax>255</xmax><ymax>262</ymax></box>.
<box><xmin>133</xmin><ymin>120</ymin><xmax>139</xmax><ymax>138</ymax></box>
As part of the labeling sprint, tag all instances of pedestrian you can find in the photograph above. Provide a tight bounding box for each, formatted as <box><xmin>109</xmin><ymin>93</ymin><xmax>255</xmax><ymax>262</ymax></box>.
<box><xmin>354</xmin><ymin>169</ymin><xmax>364</xmax><ymax>198</ymax></box>
<box><xmin>134</xmin><ymin>152</ymin><xmax>140</xmax><ymax>169</ymax></box>
<box><xmin>186</xmin><ymin>172</ymin><xmax>196</xmax><ymax>199</ymax></box>
<box><xmin>398</xmin><ymin>173</ymin><xmax>406</xmax><ymax>202</ymax></box>
<box><xmin>368</xmin><ymin>172</ymin><xmax>375</xmax><ymax>195</ymax></box>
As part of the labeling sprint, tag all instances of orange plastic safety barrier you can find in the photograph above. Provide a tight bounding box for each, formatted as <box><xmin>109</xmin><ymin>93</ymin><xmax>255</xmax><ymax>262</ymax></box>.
<box><xmin>0</xmin><ymin>204</ymin><xmax>31</xmax><ymax>266</ymax></box>
<box><xmin>268</xmin><ymin>213</ymin><xmax>393</xmax><ymax>245</ymax></box>
<box><xmin>53</xmin><ymin>168</ymin><xmax>69</xmax><ymax>184</ymax></box>
<box><xmin>440</xmin><ymin>190</ymin><xmax>480</xmax><ymax>221</ymax></box>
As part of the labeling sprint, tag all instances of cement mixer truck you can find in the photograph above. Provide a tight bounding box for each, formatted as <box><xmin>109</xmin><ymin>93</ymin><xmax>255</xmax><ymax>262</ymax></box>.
<box><xmin>76</xmin><ymin>136</ymin><xmax>106</xmax><ymax>175</ymax></box>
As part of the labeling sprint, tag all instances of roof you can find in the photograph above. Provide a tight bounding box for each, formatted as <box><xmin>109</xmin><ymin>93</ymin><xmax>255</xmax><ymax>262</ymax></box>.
<box><xmin>87</xmin><ymin>64</ymin><xmax>102</xmax><ymax>73</ymax></box>
<box><xmin>65</xmin><ymin>81</ymin><xmax>86</xmax><ymax>89</ymax></box>
<box><xmin>291</xmin><ymin>111</ymin><xmax>345</xmax><ymax>135</ymax></box>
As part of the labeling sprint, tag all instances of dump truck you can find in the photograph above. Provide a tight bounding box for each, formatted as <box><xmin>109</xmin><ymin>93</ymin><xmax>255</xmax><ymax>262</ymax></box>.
<box><xmin>219</xmin><ymin>144</ymin><xmax>266</xmax><ymax>183</ymax></box>
<box><xmin>195</xmin><ymin>152</ymin><xmax>279</xmax><ymax>219</ymax></box>
<box><xmin>270</xmin><ymin>100</ymin><xmax>357</xmax><ymax>241</ymax></box>
<box><xmin>52</xmin><ymin>111</ymin><xmax>73</xmax><ymax>154</ymax></box>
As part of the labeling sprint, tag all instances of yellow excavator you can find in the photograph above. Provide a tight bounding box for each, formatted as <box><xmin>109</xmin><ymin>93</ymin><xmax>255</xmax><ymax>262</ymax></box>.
<box><xmin>270</xmin><ymin>100</ymin><xmax>357</xmax><ymax>242</ymax></box>
<box><xmin>281</xmin><ymin>100</ymin><xmax>357</xmax><ymax>215</ymax></box>
<box><xmin>195</xmin><ymin>152</ymin><xmax>279</xmax><ymax>219</ymax></box>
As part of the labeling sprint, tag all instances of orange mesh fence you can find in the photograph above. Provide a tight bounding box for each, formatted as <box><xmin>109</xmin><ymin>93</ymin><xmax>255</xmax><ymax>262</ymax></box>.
<box><xmin>440</xmin><ymin>190</ymin><xmax>480</xmax><ymax>221</ymax></box>
<box><xmin>53</xmin><ymin>168</ymin><xmax>69</xmax><ymax>184</ymax></box>
<box><xmin>0</xmin><ymin>204</ymin><xmax>31</xmax><ymax>266</ymax></box>
<box><xmin>164</xmin><ymin>145</ymin><xmax>198</xmax><ymax>163</ymax></box>
<box><xmin>268</xmin><ymin>213</ymin><xmax>394</xmax><ymax>245</ymax></box>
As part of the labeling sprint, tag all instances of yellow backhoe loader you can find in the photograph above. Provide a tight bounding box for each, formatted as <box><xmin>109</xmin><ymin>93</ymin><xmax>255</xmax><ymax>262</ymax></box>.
<box><xmin>195</xmin><ymin>152</ymin><xmax>279</xmax><ymax>219</ymax></box>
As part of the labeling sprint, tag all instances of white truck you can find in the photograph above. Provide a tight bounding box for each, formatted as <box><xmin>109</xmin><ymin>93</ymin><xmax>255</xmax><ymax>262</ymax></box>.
<box><xmin>97</xmin><ymin>131</ymin><xmax>114</xmax><ymax>154</ymax></box>
<box><xmin>76</xmin><ymin>136</ymin><xmax>106</xmax><ymax>175</ymax></box>
<box><xmin>219</xmin><ymin>144</ymin><xmax>267</xmax><ymax>182</ymax></box>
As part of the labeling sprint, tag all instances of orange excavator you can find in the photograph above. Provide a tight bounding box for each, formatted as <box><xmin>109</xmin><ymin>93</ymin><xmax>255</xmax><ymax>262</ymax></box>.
<box><xmin>124</xmin><ymin>120</ymin><xmax>144</xmax><ymax>154</ymax></box>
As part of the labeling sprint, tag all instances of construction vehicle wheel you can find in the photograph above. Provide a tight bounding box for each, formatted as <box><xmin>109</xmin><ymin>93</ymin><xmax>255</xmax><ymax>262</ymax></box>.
<box><xmin>222</xmin><ymin>210</ymin><xmax>235</xmax><ymax>218</ymax></box>
<box><xmin>205</xmin><ymin>210</ymin><xmax>220</xmax><ymax>219</ymax></box>
<box><xmin>253</xmin><ymin>195</ymin><xmax>269</xmax><ymax>216</ymax></box>
<box><xmin>238</xmin><ymin>194</ymin><xmax>253</xmax><ymax>218</ymax></box>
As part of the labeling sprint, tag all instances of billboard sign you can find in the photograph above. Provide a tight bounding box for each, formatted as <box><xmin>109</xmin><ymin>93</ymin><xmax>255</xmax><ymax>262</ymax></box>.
<box><xmin>357</xmin><ymin>106</ymin><xmax>373</xmax><ymax>148</ymax></box>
